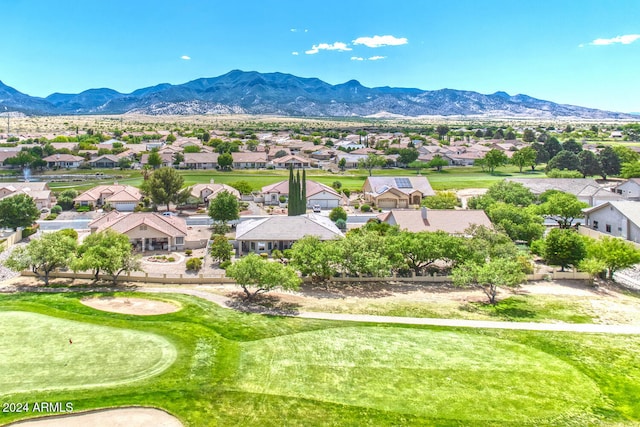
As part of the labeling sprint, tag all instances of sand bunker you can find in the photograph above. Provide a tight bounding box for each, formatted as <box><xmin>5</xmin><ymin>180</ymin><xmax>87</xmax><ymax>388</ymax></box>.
<box><xmin>6</xmin><ymin>407</ymin><xmax>182</xmax><ymax>427</ymax></box>
<box><xmin>81</xmin><ymin>297</ymin><xmax>180</xmax><ymax>315</ymax></box>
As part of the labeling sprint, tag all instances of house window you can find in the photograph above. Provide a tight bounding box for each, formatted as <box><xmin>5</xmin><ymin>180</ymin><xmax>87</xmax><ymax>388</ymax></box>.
<box><xmin>257</xmin><ymin>242</ymin><xmax>266</xmax><ymax>251</ymax></box>
<box><xmin>175</xmin><ymin>237</ymin><xmax>184</xmax><ymax>245</ymax></box>
<box><xmin>140</xmin><ymin>225</ymin><xmax>147</xmax><ymax>231</ymax></box>
<box><xmin>593</xmin><ymin>221</ymin><xmax>598</xmax><ymax>230</ymax></box>
<box><xmin>605</xmin><ymin>224</ymin><xmax>612</xmax><ymax>233</ymax></box>
<box><xmin>250</xmin><ymin>242</ymin><xmax>255</xmax><ymax>250</ymax></box>
<box><xmin>268</xmin><ymin>242</ymin><xmax>272</xmax><ymax>250</ymax></box>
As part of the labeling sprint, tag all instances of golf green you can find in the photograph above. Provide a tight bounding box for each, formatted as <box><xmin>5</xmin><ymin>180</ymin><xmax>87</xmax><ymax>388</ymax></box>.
<box><xmin>0</xmin><ymin>311</ymin><xmax>177</xmax><ymax>396</ymax></box>
<box><xmin>234</xmin><ymin>327</ymin><xmax>600</xmax><ymax>422</ymax></box>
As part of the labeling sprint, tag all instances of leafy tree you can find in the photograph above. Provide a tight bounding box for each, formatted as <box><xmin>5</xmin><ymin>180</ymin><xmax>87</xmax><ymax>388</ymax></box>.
<box><xmin>579</xmin><ymin>258</ymin><xmax>607</xmax><ymax>285</ymax></box>
<box><xmin>210</xmin><ymin>234</ymin><xmax>233</xmax><ymax>263</ymax></box>
<box><xmin>536</xmin><ymin>192</ymin><xmax>588</xmax><ymax>228</ymax></box>
<box><xmin>358</xmin><ymin>153</ymin><xmax>386</xmax><ymax>176</ymax></box>
<box><xmin>56</xmin><ymin>189</ymin><xmax>78</xmax><ymax>210</ymax></box>
<box><xmin>226</xmin><ymin>253</ymin><xmax>301</xmax><ymax>300</ymax></box>
<box><xmin>598</xmin><ymin>146</ymin><xmax>621</xmax><ymax>179</ymax></box>
<box><xmin>228</xmin><ymin>180</ymin><xmax>253</xmax><ymax>194</ymax></box>
<box><xmin>522</xmin><ymin>129</ymin><xmax>536</xmax><ymax>142</ymax></box>
<box><xmin>4</xmin><ymin>151</ymin><xmax>35</xmax><ymax>169</ymax></box>
<box><xmin>392</xmin><ymin>231</ymin><xmax>465</xmax><ymax>275</ymax></box>
<box><xmin>289</xmin><ymin>236</ymin><xmax>341</xmax><ymax>283</ymax></box>
<box><xmin>118</xmin><ymin>157</ymin><xmax>132</xmax><ymax>169</ymax></box>
<box><xmin>544</xmin><ymin>136</ymin><xmax>562</xmax><ymax>158</ymax></box>
<box><xmin>72</xmin><ymin>229</ymin><xmax>141</xmax><ymax>284</ymax></box>
<box><xmin>505</xmin><ymin>129</ymin><xmax>516</xmax><ymax>140</ymax></box>
<box><xmin>336</xmin><ymin>229</ymin><xmax>397</xmax><ymax>277</ymax></box>
<box><xmin>0</xmin><ymin>194</ymin><xmax>39</xmax><ymax>230</ymax></box>
<box><xmin>467</xmin><ymin>180</ymin><xmax>535</xmax><ymax>210</ymax></box>
<box><xmin>562</xmin><ymin>139</ymin><xmax>582</xmax><ymax>154</ymax></box>
<box><xmin>183</xmin><ymin>145</ymin><xmax>200</xmax><ymax>153</ymax></box>
<box><xmin>452</xmin><ymin>258</ymin><xmax>526</xmax><ymax>305</ymax></box>
<box><xmin>329</xmin><ymin>206</ymin><xmax>347</xmax><ymax>222</ymax></box>
<box><xmin>208</xmin><ymin>191</ymin><xmax>240</xmax><ymax>229</ymax></box>
<box><xmin>510</xmin><ymin>147</ymin><xmax>537</xmax><ymax>172</ymax></box>
<box><xmin>464</xmin><ymin>224</ymin><xmax>520</xmax><ymax>263</ymax></box>
<box><xmin>4</xmin><ymin>231</ymin><xmax>77</xmax><ymax>285</ymax></box>
<box><xmin>338</xmin><ymin>157</ymin><xmax>347</xmax><ymax>171</ymax></box>
<box><xmin>621</xmin><ymin>161</ymin><xmax>640</xmax><ymax>178</ymax></box>
<box><xmin>408</xmin><ymin>160</ymin><xmax>430</xmax><ymax>175</ymax></box>
<box><xmin>398</xmin><ymin>148</ymin><xmax>419</xmax><ymax>165</ymax></box>
<box><xmin>612</xmin><ymin>145</ymin><xmax>640</xmax><ymax>164</ymax></box>
<box><xmin>427</xmin><ymin>155</ymin><xmax>448</xmax><ymax>172</ymax></box>
<box><xmin>577</xmin><ymin>150</ymin><xmax>601</xmax><ymax>178</ymax></box>
<box><xmin>483</xmin><ymin>149</ymin><xmax>508</xmax><ymax>174</ymax></box>
<box><xmin>436</xmin><ymin>125</ymin><xmax>450</xmax><ymax>140</ymax></box>
<box><xmin>166</xmin><ymin>133</ymin><xmax>177</xmax><ymax>143</ymax></box>
<box><xmin>148</xmin><ymin>167</ymin><xmax>189</xmax><ymax>212</ymax></box>
<box><xmin>218</xmin><ymin>152</ymin><xmax>233</xmax><ymax>170</ymax></box>
<box><xmin>543</xmin><ymin>228</ymin><xmax>587</xmax><ymax>271</ymax></box>
<box><xmin>147</xmin><ymin>149</ymin><xmax>162</xmax><ymax>169</ymax></box>
<box><xmin>588</xmin><ymin>236</ymin><xmax>640</xmax><ymax>279</ymax></box>
<box><xmin>546</xmin><ymin>150</ymin><xmax>580</xmax><ymax>172</ymax></box>
<box><xmin>186</xmin><ymin>257</ymin><xmax>202</xmax><ymax>271</ymax></box>
<box><xmin>274</xmin><ymin>149</ymin><xmax>288</xmax><ymax>158</ymax></box>
<box><xmin>421</xmin><ymin>191</ymin><xmax>461</xmax><ymax>209</ymax></box>
<box><xmin>486</xmin><ymin>202</ymin><xmax>544</xmax><ymax>244</ymax></box>
<box><xmin>531</xmin><ymin>142</ymin><xmax>550</xmax><ymax>166</ymax></box>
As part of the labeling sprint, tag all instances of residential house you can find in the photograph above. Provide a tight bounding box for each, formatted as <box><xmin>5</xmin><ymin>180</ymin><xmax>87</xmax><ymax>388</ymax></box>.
<box><xmin>89</xmin><ymin>154</ymin><xmax>120</xmax><ymax>168</ymax></box>
<box><xmin>310</xmin><ymin>149</ymin><xmax>334</xmax><ymax>161</ymax></box>
<box><xmin>506</xmin><ymin>178</ymin><xmax>623</xmax><ymax>207</ymax></box>
<box><xmin>378</xmin><ymin>207</ymin><xmax>492</xmax><ymax>235</ymax></box>
<box><xmin>232</xmin><ymin>152</ymin><xmax>268</xmax><ymax>169</ymax></box>
<box><xmin>88</xmin><ymin>211</ymin><xmax>187</xmax><ymax>251</ymax></box>
<box><xmin>260</xmin><ymin>180</ymin><xmax>343</xmax><ymax>208</ymax></box>
<box><xmin>140</xmin><ymin>152</ymin><xmax>174</xmax><ymax>168</ymax></box>
<box><xmin>184</xmin><ymin>152</ymin><xmax>219</xmax><ymax>169</ymax></box>
<box><xmin>363</xmin><ymin>176</ymin><xmax>435</xmax><ymax>208</ymax></box>
<box><xmin>190</xmin><ymin>181</ymin><xmax>240</xmax><ymax>204</ymax></box>
<box><xmin>271</xmin><ymin>155</ymin><xmax>311</xmax><ymax>169</ymax></box>
<box><xmin>334</xmin><ymin>152</ymin><xmax>365</xmax><ymax>169</ymax></box>
<box><xmin>74</xmin><ymin>184</ymin><xmax>143</xmax><ymax>211</ymax></box>
<box><xmin>582</xmin><ymin>201</ymin><xmax>640</xmax><ymax>244</ymax></box>
<box><xmin>613</xmin><ymin>179</ymin><xmax>640</xmax><ymax>200</ymax></box>
<box><xmin>335</xmin><ymin>140</ymin><xmax>366</xmax><ymax>151</ymax></box>
<box><xmin>267</xmin><ymin>147</ymin><xmax>292</xmax><ymax>160</ymax></box>
<box><xmin>235</xmin><ymin>213</ymin><xmax>343</xmax><ymax>255</ymax></box>
<box><xmin>42</xmin><ymin>154</ymin><xmax>85</xmax><ymax>169</ymax></box>
<box><xmin>0</xmin><ymin>182</ymin><xmax>55</xmax><ymax>210</ymax></box>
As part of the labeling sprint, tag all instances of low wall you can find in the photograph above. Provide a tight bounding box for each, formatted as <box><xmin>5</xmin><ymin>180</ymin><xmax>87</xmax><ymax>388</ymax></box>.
<box><xmin>0</xmin><ymin>228</ymin><xmax>23</xmax><ymax>251</ymax></box>
<box><xmin>578</xmin><ymin>225</ymin><xmax>640</xmax><ymax>249</ymax></box>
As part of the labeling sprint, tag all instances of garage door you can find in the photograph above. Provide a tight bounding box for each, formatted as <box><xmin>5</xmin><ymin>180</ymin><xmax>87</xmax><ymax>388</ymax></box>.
<box><xmin>377</xmin><ymin>199</ymin><xmax>397</xmax><ymax>209</ymax></box>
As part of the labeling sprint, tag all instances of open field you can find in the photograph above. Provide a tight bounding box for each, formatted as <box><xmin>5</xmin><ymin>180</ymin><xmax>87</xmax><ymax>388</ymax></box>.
<box><xmin>1</xmin><ymin>290</ymin><xmax>640</xmax><ymax>426</ymax></box>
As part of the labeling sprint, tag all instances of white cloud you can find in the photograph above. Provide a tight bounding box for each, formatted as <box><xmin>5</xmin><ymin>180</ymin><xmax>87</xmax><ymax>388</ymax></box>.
<box><xmin>353</xmin><ymin>35</ymin><xmax>408</xmax><ymax>48</ymax></box>
<box><xmin>292</xmin><ymin>51</ymin><xmax>299</xmax><ymax>55</ymax></box>
<box><xmin>290</xmin><ymin>28</ymin><xmax>297</xmax><ymax>32</ymax></box>
<box><xmin>180</xmin><ymin>55</ymin><xmax>191</xmax><ymax>60</ymax></box>
<box><xmin>305</xmin><ymin>42</ymin><xmax>352</xmax><ymax>54</ymax></box>
<box><xmin>586</xmin><ymin>34</ymin><xmax>640</xmax><ymax>46</ymax></box>
<box><xmin>350</xmin><ymin>56</ymin><xmax>364</xmax><ymax>61</ymax></box>
<box><xmin>368</xmin><ymin>55</ymin><xmax>386</xmax><ymax>61</ymax></box>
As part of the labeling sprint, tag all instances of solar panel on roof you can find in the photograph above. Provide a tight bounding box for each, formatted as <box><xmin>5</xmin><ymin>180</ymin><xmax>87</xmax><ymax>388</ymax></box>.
<box><xmin>395</xmin><ymin>178</ymin><xmax>412</xmax><ymax>188</ymax></box>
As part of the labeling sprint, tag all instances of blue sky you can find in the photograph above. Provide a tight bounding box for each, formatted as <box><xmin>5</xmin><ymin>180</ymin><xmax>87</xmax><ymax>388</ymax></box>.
<box><xmin>3</xmin><ymin>0</ymin><xmax>640</xmax><ymax>113</ymax></box>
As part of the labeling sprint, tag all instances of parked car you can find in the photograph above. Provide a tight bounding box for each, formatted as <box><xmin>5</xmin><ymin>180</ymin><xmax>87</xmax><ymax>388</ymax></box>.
<box><xmin>162</xmin><ymin>211</ymin><xmax>176</xmax><ymax>217</ymax></box>
<box><xmin>312</xmin><ymin>205</ymin><xmax>321</xmax><ymax>213</ymax></box>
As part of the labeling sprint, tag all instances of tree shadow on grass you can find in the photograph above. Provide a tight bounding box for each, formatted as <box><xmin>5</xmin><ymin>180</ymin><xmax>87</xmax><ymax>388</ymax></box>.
<box><xmin>463</xmin><ymin>297</ymin><xmax>536</xmax><ymax>320</ymax></box>
<box><xmin>225</xmin><ymin>292</ymin><xmax>302</xmax><ymax>316</ymax></box>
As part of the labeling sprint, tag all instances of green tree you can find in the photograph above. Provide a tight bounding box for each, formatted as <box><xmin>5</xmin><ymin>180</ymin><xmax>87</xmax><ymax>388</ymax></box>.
<box><xmin>329</xmin><ymin>206</ymin><xmax>347</xmax><ymax>222</ymax></box>
<box><xmin>531</xmin><ymin>142</ymin><xmax>550</xmax><ymax>166</ymax></box>
<box><xmin>464</xmin><ymin>224</ymin><xmax>520</xmax><ymax>263</ymax></box>
<box><xmin>436</xmin><ymin>125</ymin><xmax>450</xmax><ymax>140</ymax></box>
<box><xmin>338</xmin><ymin>157</ymin><xmax>347</xmax><ymax>171</ymax></box>
<box><xmin>483</xmin><ymin>149</ymin><xmax>508</xmax><ymax>174</ymax></box>
<box><xmin>208</xmin><ymin>191</ymin><xmax>240</xmax><ymax>229</ymax></box>
<box><xmin>398</xmin><ymin>148</ymin><xmax>419</xmax><ymax>165</ymax></box>
<box><xmin>577</xmin><ymin>150</ymin><xmax>601</xmax><ymax>178</ymax></box>
<box><xmin>166</xmin><ymin>133</ymin><xmax>177</xmax><ymax>143</ymax></box>
<box><xmin>510</xmin><ymin>147</ymin><xmax>537</xmax><ymax>172</ymax></box>
<box><xmin>0</xmin><ymin>194</ymin><xmax>39</xmax><ymax>230</ymax></box>
<box><xmin>289</xmin><ymin>236</ymin><xmax>341</xmax><ymax>283</ymax></box>
<box><xmin>147</xmin><ymin>149</ymin><xmax>162</xmax><ymax>169</ymax></box>
<box><xmin>612</xmin><ymin>145</ymin><xmax>640</xmax><ymax>164</ymax></box>
<box><xmin>4</xmin><ymin>231</ymin><xmax>77</xmax><ymax>285</ymax></box>
<box><xmin>588</xmin><ymin>236</ymin><xmax>640</xmax><ymax>279</ymax></box>
<box><xmin>467</xmin><ymin>180</ymin><xmax>535</xmax><ymax>210</ymax></box>
<box><xmin>546</xmin><ymin>150</ymin><xmax>580</xmax><ymax>172</ymax></box>
<box><xmin>536</xmin><ymin>191</ymin><xmax>588</xmax><ymax>228</ymax></box>
<box><xmin>486</xmin><ymin>202</ymin><xmax>545</xmax><ymax>244</ymax></box>
<box><xmin>621</xmin><ymin>161</ymin><xmax>640</xmax><ymax>178</ymax></box>
<box><xmin>393</xmin><ymin>231</ymin><xmax>465</xmax><ymax>275</ymax></box>
<box><xmin>287</xmin><ymin>166</ymin><xmax>306</xmax><ymax>216</ymax></box>
<box><xmin>578</xmin><ymin>257</ymin><xmax>607</xmax><ymax>285</ymax></box>
<box><xmin>562</xmin><ymin>139</ymin><xmax>583</xmax><ymax>154</ymax></box>
<box><xmin>218</xmin><ymin>152</ymin><xmax>233</xmax><ymax>170</ymax></box>
<box><xmin>210</xmin><ymin>234</ymin><xmax>233</xmax><ymax>264</ymax></box>
<box><xmin>543</xmin><ymin>228</ymin><xmax>587</xmax><ymax>271</ymax></box>
<box><xmin>148</xmin><ymin>167</ymin><xmax>189</xmax><ymax>212</ymax></box>
<box><xmin>452</xmin><ymin>258</ymin><xmax>526</xmax><ymax>305</ymax></box>
<box><xmin>228</xmin><ymin>180</ymin><xmax>253</xmax><ymax>194</ymax></box>
<box><xmin>522</xmin><ymin>129</ymin><xmax>536</xmax><ymax>142</ymax></box>
<box><xmin>427</xmin><ymin>155</ymin><xmax>449</xmax><ymax>172</ymax></box>
<box><xmin>56</xmin><ymin>189</ymin><xmax>78</xmax><ymax>210</ymax></box>
<box><xmin>118</xmin><ymin>157</ymin><xmax>132</xmax><ymax>170</ymax></box>
<box><xmin>544</xmin><ymin>137</ymin><xmax>562</xmax><ymax>158</ymax></box>
<box><xmin>226</xmin><ymin>253</ymin><xmax>301</xmax><ymax>300</ymax></box>
<box><xmin>72</xmin><ymin>230</ymin><xmax>141</xmax><ymax>284</ymax></box>
<box><xmin>336</xmin><ymin>229</ymin><xmax>397</xmax><ymax>277</ymax></box>
<box><xmin>421</xmin><ymin>191</ymin><xmax>461</xmax><ymax>209</ymax></box>
<box><xmin>183</xmin><ymin>145</ymin><xmax>201</xmax><ymax>153</ymax></box>
<box><xmin>598</xmin><ymin>146</ymin><xmax>621</xmax><ymax>179</ymax></box>
<box><xmin>358</xmin><ymin>153</ymin><xmax>386</xmax><ymax>176</ymax></box>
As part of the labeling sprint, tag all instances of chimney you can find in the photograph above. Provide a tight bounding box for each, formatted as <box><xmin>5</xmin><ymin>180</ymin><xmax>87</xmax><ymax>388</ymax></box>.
<box><xmin>421</xmin><ymin>207</ymin><xmax>428</xmax><ymax>220</ymax></box>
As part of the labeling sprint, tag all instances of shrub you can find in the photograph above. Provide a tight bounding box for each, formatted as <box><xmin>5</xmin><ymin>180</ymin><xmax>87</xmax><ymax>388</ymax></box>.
<box><xmin>219</xmin><ymin>260</ymin><xmax>232</xmax><ymax>270</ymax></box>
<box><xmin>329</xmin><ymin>207</ymin><xmax>347</xmax><ymax>222</ymax></box>
<box><xmin>51</xmin><ymin>205</ymin><xmax>63</xmax><ymax>214</ymax></box>
<box><xmin>260</xmin><ymin>253</ymin><xmax>269</xmax><ymax>259</ymax></box>
<box><xmin>360</xmin><ymin>204</ymin><xmax>371</xmax><ymax>212</ymax></box>
<box><xmin>342</xmin><ymin>189</ymin><xmax>351</xmax><ymax>198</ymax></box>
<box><xmin>353</xmin><ymin>203</ymin><xmax>360</xmax><ymax>210</ymax></box>
<box><xmin>546</xmin><ymin>169</ymin><xmax>583</xmax><ymax>178</ymax></box>
<box><xmin>186</xmin><ymin>257</ymin><xmax>202</xmax><ymax>271</ymax></box>
<box><xmin>335</xmin><ymin>218</ymin><xmax>347</xmax><ymax>230</ymax></box>
<box><xmin>167</xmin><ymin>257</ymin><xmax>175</xmax><ymax>262</ymax></box>
<box><xmin>212</xmin><ymin>223</ymin><xmax>230</xmax><ymax>235</ymax></box>
<box><xmin>57</xmin><ymin>229</ymin><xmax>78</xmax><ymax>240</ymax></box>
<box><xmin>279</xmin><ymin>195</ymin><xmax>287</xmax><ymax>203</ymax></box>
<box><xmin>185</xmin><ymin>249</ymin><xmax>193</xmax><ymax>256</ymax></box>
<box><xmin>76</xmin><ymin>205</ymin><xmax>91</xmax><ymax>212</ymax></box>
<box><xmin>530</xmin><ymin>239</ymin><xmax>545</xmax><ymax>256</ymax></box>
<box><xmin>23</xmin><ymin>224</ymin><xmax>39</xmax><ymax>237</ymax></box>
<box><xmin>44</xmin><ymin>213</ymin><xmax>58</xmax><ymax>220</ymax></box>
<box><xmin>271</xmin><ymin>249</ymin><xmax>283</xmax><ymax>260</ymax></box>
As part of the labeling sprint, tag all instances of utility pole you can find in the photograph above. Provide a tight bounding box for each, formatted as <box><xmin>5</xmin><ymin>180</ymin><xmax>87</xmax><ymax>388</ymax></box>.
<box><xmin>2</xmin><ymin>106</ymin><xmax>8</xmax><ymax>136</ymax></box>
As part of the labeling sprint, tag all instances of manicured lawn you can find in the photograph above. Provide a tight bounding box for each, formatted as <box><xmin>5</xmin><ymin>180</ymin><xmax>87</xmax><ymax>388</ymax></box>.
<box><xmin>1</xmin><ymin>291</ymin><xmax>639</xmax><ymax>426</ymax></box>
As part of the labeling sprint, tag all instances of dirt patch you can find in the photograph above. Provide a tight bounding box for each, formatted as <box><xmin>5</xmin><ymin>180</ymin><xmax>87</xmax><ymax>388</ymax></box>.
<box><xmin>81</xmin><ymin>296</ymin><xmax>180</xmax><ymax>315</ymax></box>
<box><xmin>6</xmin><ymin>407</ymin><xmax>182</xmax><ymax>427</ymax></box>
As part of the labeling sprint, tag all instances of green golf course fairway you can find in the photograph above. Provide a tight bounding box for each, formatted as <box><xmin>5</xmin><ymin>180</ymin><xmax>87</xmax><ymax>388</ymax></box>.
<box><xmin>0</xmin><ymin>311</ymin><xmax>177</xmax><ymax>396</ymax></box>
<box><xmin>234</xmin><ymin>327</ymin><xmax>600</xmax><ymax>422</ymax></box>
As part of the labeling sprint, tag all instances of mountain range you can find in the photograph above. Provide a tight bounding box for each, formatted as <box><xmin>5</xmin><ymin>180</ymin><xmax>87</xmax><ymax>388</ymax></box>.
<box><xmin>0</xmin><ymin>70</ymin><xmax>634</xmax><ymax>119</ymax></box>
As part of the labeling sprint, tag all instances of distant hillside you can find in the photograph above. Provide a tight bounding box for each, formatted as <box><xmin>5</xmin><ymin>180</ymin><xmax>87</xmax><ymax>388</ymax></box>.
<box><xmin>0</xmin><ymin>70</ymin><xmax>635</xmax><ymax>119</ymax></box>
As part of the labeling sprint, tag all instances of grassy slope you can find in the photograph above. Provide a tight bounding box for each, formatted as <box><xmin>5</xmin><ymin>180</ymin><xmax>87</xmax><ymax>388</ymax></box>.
<box><xmin>1</xmin><ymin>292</ymin><xmax>639</xmax><ymax>426</ymax></box>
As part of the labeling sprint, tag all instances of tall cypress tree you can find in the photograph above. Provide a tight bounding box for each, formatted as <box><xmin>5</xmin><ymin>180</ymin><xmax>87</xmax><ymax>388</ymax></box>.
<box><xmin>288</xmin><ymin>164</ymin><xmax>297</xmax><ymax>216</ymax></box>
<box><xmin>301</xmin><ymin>168</ymin><xmax>307</xmax><ymax>212</ymax></box>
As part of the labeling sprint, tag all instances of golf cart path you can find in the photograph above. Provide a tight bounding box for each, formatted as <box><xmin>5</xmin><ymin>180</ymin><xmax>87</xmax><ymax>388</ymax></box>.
<box><xmin>145</xmin><ymin>287</ymin><xmax>640</xmax><ymax>334</ymax></box>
